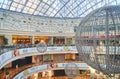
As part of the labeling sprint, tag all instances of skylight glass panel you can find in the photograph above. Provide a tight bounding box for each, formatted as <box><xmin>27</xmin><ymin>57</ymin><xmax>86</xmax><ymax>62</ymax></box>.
<box><xmin>26</xmin><ymin>2</ymin><xmax>33</xmax><ymax>7</ymax></box>
<box><xmin>39</xmin><ymin>12</ymin><xmax>44</xmax><ymax>16</ymax></box>
<box><xmin>7</xmin><ymin>0</ymin><xmax>12</xmax><ymax>5</ymax></box>
<box><xmin>0</xmin><ymin>0</ymin><xmax>4</xmax><ymax>3</ymax></box>
<box><xmin>23</xmin><ymin>7</ymin><xmax>30</xmax><ymax>13</ymax></box>
<box><xmin>44</xmin><ymin>4</ymin><xmax>49</xmax><ymax>9</ymax></box>
<box><xmin>41</xmin><ymin>7</ymin><xmax>47</xmax><ymax>13</ymax></box>
<box><xmin>48</xmin><ymin>8</ymin><xmax>53</xmax><ymax>12</ymax></box>
<box><xmin>52</xmin><ymin>3</ymin><xmax>60</xmax><ymax>10</ymax></box>
<box><xmin>10</xmin><ymin>6</ymin><xmax>16</xmax><ymax>11</ymax></box>
<box><xmin>0</xmin><ymin>0</ymin><xmax>120</xmax><ymax>18</ymax></box>
<box><xmin>19</xmin><ymin>0</ymin><xmax>26</xmax><ymax>5</ymax></box>
<box><xmin>0</xmin><ymin>4</ymin><xmax>2</xmax><ymax>8</ymax></box>
<box><xmin>17</xmin><ymin>4</ymin><xmax>24</xmax><ymax>9</ymax></box>
<box><xmin>86</xmin><ymin>3</ymin><xmax>91</xmax><ymax>9</ymax></box>
<box><xmin>16</xmin><ymin>8</ymin><xmax>22</xmax><ymax>12</ymax></box>
<box><xmin>39</xmin><ymin>2</ymin><xmax>45</xmax><ymax>7</ymax></box>
<box><xmin>109</xmin><ymin>1</ymin><xmax>116</xmax><ymax>5</ymax></box>
<box><xmin>3</xmin><ymin>0</ymin><xmax>8</xmax><ymax>4</ymax></box>
<box><xmin>90</xmin><ymin>0</ymin><xmax>95</xmax><ymax>6</ymax></box>
<box><xmin>36</xmin><ymin>6</ymin><xmax>42</xmax><ymax>11</ymax></box>
<box><xmin>34</xmin><ymin>0</ymin><xmax>40</xmax><ymax>4</ymax></box>
<box><xmin>31</xmin><ymin>4</ymin><xmax>37</xmax><ymax>9</ymax></box>
<box><xmin>97</xmin><ymin>1</ymin><xmax>104</xmax><ymax>8</ymax></box>
<box><xmin>11</xmin><ymin>2</ymin><xmax>18</xmax><ymax>7</ymax></box>
<box><xmin>28</xmin><ymin>9</ymin><xmax>34</xmax><ymax>14</ymax></box>
<box><xmin>2</xmin><ymin>4</ymin><xmax>7</xmax><ymax>9</ymax></box>
<box><xmin>15</xmin><ymin>0</ymin><xmax>21</xmax><ymax>2</ymax></box>
<box><xmin>50</xmin><ymin>9</ymin><xmax>57</xmax><ymax>16</ymax></box>
<box><xmin>43</xmin><ymin>0</ymin><xmax>52</xmax><ymax>5</ymax></box>
<box><xmin>43</xmin><ymin>0</ymin><xmax>48</xmax><ymax>3</ymax></box>
<box><xmin>34</xmin><ymin>11</ymin><xmax>39</xmax><ymax>15</ymax></box>
<box><xmin>52</xmin><ymin>0</ymin><xmax>59</xmax><ymax>7</ymax></box>
<box><xmin>5</xmin><ymin>5</ymin><xmax>9</xmax><ymax>9</ymax></box>
<box><xmin>46</xmin><ymin>10</ymin><xmax>51</xmax><ymax>15</ymax></box>
<box><xmin>109</xmin><ymin>0</ymin><xmax>118</xmax><ymax>5</ymax></box>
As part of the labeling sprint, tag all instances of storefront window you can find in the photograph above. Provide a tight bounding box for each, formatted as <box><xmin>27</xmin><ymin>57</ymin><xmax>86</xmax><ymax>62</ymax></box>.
<box><xmin>53</xmin><ymin>36</ymin><xmax>65</xmax><ymax>45</ymax></box>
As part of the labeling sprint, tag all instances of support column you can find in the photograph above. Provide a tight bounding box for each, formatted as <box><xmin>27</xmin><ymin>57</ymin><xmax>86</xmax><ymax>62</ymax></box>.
<box><xmin>119</xmin><ymin>40</ymin><xmax>120</xmax><ymax>45</ymax></box>
<box><xmin>65</xmin><ymin>37</ymin><xmax>67</xmax><ymax>45</ymax></box>
<box><xmin>72</xmin><ymin>37</ymin><xmax>75</xmax><ymax>45</ymax></box>
<box><xmin>50</xmin><ymin>37</ymin><xmax>53</xmax><ymax>45</ymax></box>
<box><xmin>0</xmin><ymin>19</ymin><xmax>3</xmax><ymax>29</ymax></box>
<box><xmin>32</xmin><ymin>36</ymin><xmax>34</xmax><ymax>44</ymax></box>
<box><xmin>90</xmin><ymin>67</ymin><xmax>95</xmax><ymax>79</ymax></box>
<box><xmin>34</xmin><ymin>73</ymin><xmax>38</xmax><ymax>79</ymax></box>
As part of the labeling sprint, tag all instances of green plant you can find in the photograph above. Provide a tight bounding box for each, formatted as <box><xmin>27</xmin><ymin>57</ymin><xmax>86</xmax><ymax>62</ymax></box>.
<box><xmin>4</xmin><ymin>37</ymin><xmax>8</xmax><ymax>45</ymax></box>
<box><xmin>106</xmin><ymin>74</ymin><xmax>114</xmax><ymax>79</ymax></box>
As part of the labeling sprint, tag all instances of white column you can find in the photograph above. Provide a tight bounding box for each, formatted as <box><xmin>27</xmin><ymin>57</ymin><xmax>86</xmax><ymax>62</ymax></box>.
<box><xmin>65</xmin><ymin>37</ymin><xmax>67</xmax><ymax>45</ymax></box>
<box><xmin>32</xmin><ymin>36</ymin><xmax>34</xmax><ymax>44</ymax></box>
<box><xmin>89</xmin><ymin>67</ymin><xmax>95</xmax><ymax>79</ymax></box>
<box><xmin>34</xmin><ymin>73</ymin><xmax>38</xmax><ymax>79</ymax></box>
<box><xmin>0</xmin><ymin>18</ymin><xmax>4</xmax><ymax>29</ymax></box>
<box><xmin>72</xmin><ymin>37</ymin><xmax>75</xmax><ymax>45</ymax></box>
<box><xmin>0</xmin><ymin>19</ymin><xmax>3</xmax><ymax>29</ymax></box>
<box><xmin>50</xmin><ymin>37</ymin><xmax>53</xmax><ymax>45</ymax></box>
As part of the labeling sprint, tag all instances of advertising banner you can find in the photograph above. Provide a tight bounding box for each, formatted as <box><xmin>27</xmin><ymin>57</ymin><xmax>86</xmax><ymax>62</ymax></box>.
<box><xmin>0</xmin><ymin>51</ymin><xmax>12</xmax><ymax>68</ymax></box>
<box><xmin>13</xmin><ymin>63</ymin><xmax>89</xmax><ymax>79</ymax></box>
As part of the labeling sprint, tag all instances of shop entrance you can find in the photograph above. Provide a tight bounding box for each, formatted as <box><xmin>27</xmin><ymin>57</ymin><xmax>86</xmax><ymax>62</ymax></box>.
<box><xmin>12</xmin><ymin>35</ymin><xmax>32</xmax><ymax>44</ymax></box>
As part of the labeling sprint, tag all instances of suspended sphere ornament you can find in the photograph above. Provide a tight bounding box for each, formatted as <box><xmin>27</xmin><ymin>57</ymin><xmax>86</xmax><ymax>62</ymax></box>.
<box><xmin>65</xmin><ymin>63</ymin><xmax>79</xmax><ymax>78</ymax></box>
<box><xmin>36</xmin><ymin>42</ymin><xmax>47</xmax><ymax>53</ymax></box>
<box><xmin>76</xmin><ymin>5</ymin><xmax>120</xmax><ymax>74</ymax></box>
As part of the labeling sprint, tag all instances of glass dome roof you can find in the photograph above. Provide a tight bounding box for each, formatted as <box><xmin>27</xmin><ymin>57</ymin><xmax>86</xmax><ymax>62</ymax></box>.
<box><xmin>0</xmin><ymin>0</ymin><xmax>120</xmax><ymax>18</ymax></box>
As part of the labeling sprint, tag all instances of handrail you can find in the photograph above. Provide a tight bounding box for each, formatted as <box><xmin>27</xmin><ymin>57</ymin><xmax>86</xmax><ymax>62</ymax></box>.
<box><xmin>0</xmin><ymin>46</ymin><xmax>77</xmax><ymax>69</ymax></box>
<box><xmin>0</xmin><ymin>45</ymin><xmax>119</xmax><ymax>70</ymax></box>
<box><xmin>13</xmin><ymin>62</ymin><xmax>89</xmax><ymax>79</ymax></box>
<box><xmin>0</xmin><ymin>60</ymin><xmax>84</xmax><ymax>79</ymax></box>
<box><xmin>0</xmin><ymin>44</ymin><xmax>75</xmax><ymax>54</ymax></box>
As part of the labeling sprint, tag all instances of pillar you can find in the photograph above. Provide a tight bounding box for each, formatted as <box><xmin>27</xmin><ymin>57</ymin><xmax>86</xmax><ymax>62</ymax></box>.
<box><xmin>34</xmin><ymin>73</ymin><xmax>38</xmax><ymax>79</ymax></box>
<box><xmin>32</xmin><ymin>36</ymin><xmax>34</xmax><ymax>44</ymax></box>
<box><xmin>50</xmin><ymin>37</ymin><xmax>53</xmax><ymax>45</ymax></box>
<box><xmin>89</xmin><ymin>67</ymin><xmax>95</xmax><ymax>79</ymax></box>
<box><xmin>0</xmin><ymin>18</ymin><xmax>3</xmax><ymax>29</ymax></box>
<box><xmin>65</xmin><ymin>37</ymin><xmax>67</xmax><ymax>45</ymax></box>
<box><xmin>72</xmin><ymin>37</ymin><xmax>75</xmax><ymax>45</ymax></box>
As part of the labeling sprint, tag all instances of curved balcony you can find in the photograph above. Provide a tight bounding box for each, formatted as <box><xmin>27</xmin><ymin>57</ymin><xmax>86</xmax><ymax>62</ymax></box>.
<box><xmin>0</xmin><ymin>55</ymin><xmax>85</xmax><ymax>79</ymax></box>
<box><xmin>0</xmin><ymin>45</ymin><xmax>85</xmax><ymax>79</ymax></box>
<box><xmin>0</xmin><ymin>45</ymin><xmax>77</xmax><ymax>69</ymax></box>
<box><xmin>13</xmin><ymin>63</ymin><xmax>89</xmax><ymax>79</ymax></box>
<box><xmin>1</xmin><ymin>45</ymin><xmax>117</xmax><ymax>79</ymax></box>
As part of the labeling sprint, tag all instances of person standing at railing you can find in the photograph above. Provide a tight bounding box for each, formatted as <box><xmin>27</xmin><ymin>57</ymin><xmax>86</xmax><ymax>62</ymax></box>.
<box><xmin>5</xmin><ymin>71</ymin><xmax>9</xmax><ymax>79</ymax></box>
<box><xmin>3</xmin><ymin>75</ymin><xmax>6</xmax><ymax>79</ymax></box>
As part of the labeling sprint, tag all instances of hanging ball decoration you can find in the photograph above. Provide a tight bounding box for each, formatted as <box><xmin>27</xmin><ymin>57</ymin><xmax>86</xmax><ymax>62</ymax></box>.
<box><xmin>36</xmin><ymin>42</ymin><xmax>47</xmax><ymax>53</ymax></box>
<box><xmin>65</xmin><ymin>63</ymin><xmax>79</xmax><ymax>78</ymax></box>
<box><xmin>76</xmin><ymin>5</ymin><xmax>120</xmax><ymax>74</ymax></box>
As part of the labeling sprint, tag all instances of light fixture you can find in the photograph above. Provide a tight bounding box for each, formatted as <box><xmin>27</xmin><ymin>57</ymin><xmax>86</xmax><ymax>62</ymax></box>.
<box><xmin>64</xmin><ymin>63</ymin><xmax>79</xmax><ymax>78</ymax></box>
<box><xmin>36</xmin><ymin>42</ymin><xmax>47</xmax><ymax>53</ymax></box>
<box><xmin>76</xmin><ymin>5</ymin><xmax>120</xmax><ymax>74</ymax></box>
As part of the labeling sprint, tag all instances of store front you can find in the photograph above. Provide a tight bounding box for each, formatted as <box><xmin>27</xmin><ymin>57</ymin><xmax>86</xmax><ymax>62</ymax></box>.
<box><xmin>0</xmin><ymin>36</ymin><xmax>4</xmax><ymax>46</ymax></box>
<box><xmin>53</xmin><ymin>36</ymin><xmax>65</xmax><ymax>45</ymax></box>
<box><xmin>12</xmin><ymin>35</ymin><xmax>32</xmax><ymax>44</ymax></box>
<box><xmin>34</xmin><ymin>36</ymin><xmax>50</xmax><ymax>44</ymax></box>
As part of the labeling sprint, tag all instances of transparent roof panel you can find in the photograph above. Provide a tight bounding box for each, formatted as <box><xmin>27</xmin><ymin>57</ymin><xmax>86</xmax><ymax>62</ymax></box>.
<box><xmin>0</xmin><ymin>0</ymin><xmax>120</xmax><ymax>18</ymax></box>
